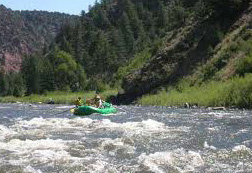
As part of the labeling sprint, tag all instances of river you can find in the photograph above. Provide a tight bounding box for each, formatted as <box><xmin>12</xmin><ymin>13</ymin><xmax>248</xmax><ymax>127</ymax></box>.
<box><xmin>0</xmin><ymin>103</ymin><xmax>252</xmax><ymax>172</ymax></box>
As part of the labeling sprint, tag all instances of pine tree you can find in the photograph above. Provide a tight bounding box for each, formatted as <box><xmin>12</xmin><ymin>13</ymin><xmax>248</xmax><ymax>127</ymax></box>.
<box><xmin>75</xmin><ymin>64</ymin><xmax>88</xmax><ymax>91</ymax></box>
<box><xmin>109</xmin><ymin>27</ymin><xmax>127</xmax><ymax>63</ymax></box>
<box><xmin>157</xmin><ymin>1</ymin><xmax>168</xmax><ymax>29</ymax></box>
<box><xmin>0</xmin><ymin>70</ymin><xmax>8</xmax><ymax>96</ymax></box>
<box><xmin>21</xmin><ymin>55</ymin><xmax>41</xmax><ymax>95</ymax></box>
<box><xmin>39</xmin><ymin>57</ymin><xmax>56</xmax><ymax>93</ymax></box>
<box><xmin>12</xmin><ymin>73</ymin><xmax>26</xmax><ymax>97</ymax></box>
<box><xmin>120</xmin><ymin>12</ymin><xmax>134</xmax><ymax>54</ymax></box>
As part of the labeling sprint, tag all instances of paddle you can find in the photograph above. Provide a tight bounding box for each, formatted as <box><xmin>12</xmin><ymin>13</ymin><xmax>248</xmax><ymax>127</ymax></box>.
<box><xmin>113</xmin><ymin>105</ymin><xmax>127</xmax><ymax>112</ymax></box>
<box><xmin>50</xmin><ymin>107</ymin><xmax>76</xmax><ymax>116</ymax></box>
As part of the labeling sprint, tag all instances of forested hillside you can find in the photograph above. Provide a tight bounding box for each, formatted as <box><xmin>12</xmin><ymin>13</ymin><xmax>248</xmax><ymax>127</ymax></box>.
<box><xmin>2</xmin><ymin>0</ymin><xmax>188</xmax><ymax>96</ymax></box>
<box><xmin>1</xmin><ymin>0</ymin><xmax>252</xmax><ymax>108</ymax></box>
<box><xmin>121</xmin><ymin>0</ymin><xmax>251</xmax><ymax>102</ymax></box>
<box><xmin>0</xmin><ymin>5</ymin><xmax>76</xmax><ymax>72</ymax></box>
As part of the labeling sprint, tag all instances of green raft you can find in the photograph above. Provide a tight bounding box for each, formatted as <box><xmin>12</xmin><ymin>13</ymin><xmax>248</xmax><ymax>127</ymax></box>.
<box><xmin>73</xmin><ymin>102</ymin><xmax>117</xmax><ymax>116</ymax></box>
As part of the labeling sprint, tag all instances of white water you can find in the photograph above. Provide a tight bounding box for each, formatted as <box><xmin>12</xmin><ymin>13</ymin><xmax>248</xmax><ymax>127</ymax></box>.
<box><xmin>0</xmin><ymin>103</ymin><xmax>252</xmax><ymax>172</ymax></box>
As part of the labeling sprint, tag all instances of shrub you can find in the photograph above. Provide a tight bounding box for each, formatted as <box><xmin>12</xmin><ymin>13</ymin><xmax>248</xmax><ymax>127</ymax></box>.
<box><xmin>139</xmin><ymin>74</ymin><xmax>252</xmax><ymax>108</ymax></box>
<box><xmin>235</xmin><ymin>54</ymin><xmax>252</xmax><ymax>76</ymax></box>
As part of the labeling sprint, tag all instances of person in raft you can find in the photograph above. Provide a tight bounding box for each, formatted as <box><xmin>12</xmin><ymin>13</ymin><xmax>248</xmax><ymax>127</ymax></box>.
<box><xmin>75</xmin><ymin>97</ymin><xmax>83</xmax><ymax>107</ymax></box>
<box><xmin>93</xmin><ymin>94</ymin><xmax>104</xmax><ymax>108</ymax></box>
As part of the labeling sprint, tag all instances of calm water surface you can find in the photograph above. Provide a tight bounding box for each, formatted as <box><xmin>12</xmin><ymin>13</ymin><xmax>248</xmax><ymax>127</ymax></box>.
<box><xmin>0</xmin><ymin>103</ymin><xmax>252</xmax><ymax>172</ymax></box>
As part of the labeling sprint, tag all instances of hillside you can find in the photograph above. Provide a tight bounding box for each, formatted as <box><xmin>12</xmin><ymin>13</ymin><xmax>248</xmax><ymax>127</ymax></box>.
<box><xmin>0</xmin><ymin>5</ymin><xmax>76</xmax><ymax>72</ymax></box>
<box><xmin>118</xmin><ymin>0</ymin><xmax>252</xmax><ymax>105</ymax></box>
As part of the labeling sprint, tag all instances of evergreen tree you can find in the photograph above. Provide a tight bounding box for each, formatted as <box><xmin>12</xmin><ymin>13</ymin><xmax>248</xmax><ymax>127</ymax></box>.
<box><xmin>6</xmin><ymin>73</ymin><xmax>15</xmax><ymax>96</ymax></box>
<box><xmin>75</xmin><ymin>64</ymin><xmax>88</xmax><ymax>91</ymax></box>
<box><xmin>21</xmin><ymin>55</ymin><xmax>41</xmax><ymax>95</ymax></box>
<box><xmin>120</xmin><ymin>12</ymin><xmax>134</xmax><ymax>54</ymax></box>
<box><xmin>12</xmin><ymin>73</ymin><xmax>26</xmax><ymax>97</ymax></box>
<box><xmin>39</xmin><ymin>57</ymin><xmax>56</xmax><ymax>93</ymax></box>
<box><xmin>157</xmin><ymin>1</ymin><xmax>168</xmax><ymax>29</ymax></box>
<box><xmin>109</xmin><ymin>27</ymin><xmax>127</xmax><ymax>63</ymax></box>
<box><xmin>0</xmin><ymin>70</ymin><xmax>8</xmax><ymax>96</ymax></box>
<box><xmin>55</xmin><ymin>23</ymin><xmax>74</xmax><ymax>54</ymax></box>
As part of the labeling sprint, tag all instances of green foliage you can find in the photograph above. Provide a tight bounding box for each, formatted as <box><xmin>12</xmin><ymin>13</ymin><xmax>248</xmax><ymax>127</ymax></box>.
<box><xmin>53</xmin><ymin>50</ymin><xmax>77</xmax><ymax>90</ymax></box>
<box><xmin>0</xmin><ymin>71</ymin><xmax>8</xmax><ymax>96</ymax></box>
<box><xmin>197</xmin><ymin>0</ymin><xmax>249</xmax><ymax>20</ymax></box>
<box><xmin>2</xmin><ymin>0</ymin><xmax>251</xmax><ymax>105</ymax></box>
<box><xmin>49</xmin><ymin>0</ymin><xmax>197</xmax><ymax>85</ymax></box>
<box><xmin>217</xmin><ymin>75</ymin><xmax>252</xmax><ymax>108</ymax></box>
<box><xmin>75</xmin><ymin>64</ymin><xmax>88</xmax><ymax>91</ymax></box>
<box><xmin>190</xmin><ymin>26</ymin><xmax>252</xmax><ymax>84</ymax></box>
<box><xmin>114</xmin><ymin>49</ymin><xmax>152</xmax><ymax>83</ymax></box>
<box><xmin>86</xmin><ymin>78</ymin><xmax>110</xmax><ymax>93</ymax></box>
<box><xmin>193</xmin><ymin>0</ymin><xmax>211</xmax><ymax>19</ymax></box>
<box><xmin>167</xmin><ymin>1</ymin><xmax>188</xmax><ymax>29</ymax></box>
<box><xmin>235</xmin><ymin>54</ymin><xmax>252</xmax><ymax>76</ymax></box>
<box><xmin>19</xmin><ymin>49</ymin><xmax>88</xmax><ymax>95</ymax></box>
<box><xmin>12</xmin><ymin>73</ymin><xmax>26</xmax><ymax>97</ymax></box>
<box><xmin>39</xmin><ymin>58</ymin><xmax>56</xmax><ymax>93</ymax></box>
<box><xmin>139</xmin><ymin>74</ymin><xmax>252</xmax><ymax>108</ymax></box>
<box><xmin>0</xmin><ymin>72</ymin><xmax>25</xmax><ymax>97</ymax></box>
<box><xmin>21</xmin><ymin>55</ymin><xmax>42</xmax><ymax>94</ymax></box>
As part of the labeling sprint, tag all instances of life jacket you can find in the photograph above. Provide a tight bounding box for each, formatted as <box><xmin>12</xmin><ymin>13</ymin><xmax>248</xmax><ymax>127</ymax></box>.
<box><xmin>75</xmin><ymin>98</ymin><xmax>82</xmax><ymax>106</ymax></box>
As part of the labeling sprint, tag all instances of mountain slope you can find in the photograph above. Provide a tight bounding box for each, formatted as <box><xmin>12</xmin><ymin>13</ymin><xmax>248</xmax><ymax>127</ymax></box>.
<box><xmin>119</xmin><ymin>1</ymin><xmax>252</xmax><ymax>104</ymax></box>
<box><xmin>0</xmin><ymin>5</ymin><xmax>76</xmax><ymax>72</ymax></box>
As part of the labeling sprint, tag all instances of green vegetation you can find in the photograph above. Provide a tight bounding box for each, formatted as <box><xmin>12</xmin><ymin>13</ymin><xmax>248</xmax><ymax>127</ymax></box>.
<box><xmin>1</xmin><ymin>0</ymin><xmax>192</xmax><ymax>98</ymax></box>
<box><xmin>139</xmin><ymin>74</ymin><xmax>252</xmax><ymax>108</ymax></box>
<box><xmin>139</xmin><ymin>22</ymin><xmax>252</xmax><ymax>109</ymax></box>
<box><xmin>1</xmin><ymin>0</ymin><xmax>252</xmax><ymax>108</ymax></box>
<box><xmin>114</xmin><ymin>49</ymin><xmax>152</xmax><ymax>85</ymax></box>
<box><xmin>0</xmin><ymin>90</ymin><xmax>118</xmax><ymax>104</ymax></box>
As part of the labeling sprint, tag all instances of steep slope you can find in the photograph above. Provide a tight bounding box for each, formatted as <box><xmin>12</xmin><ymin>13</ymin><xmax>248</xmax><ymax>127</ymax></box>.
<box><xmin>120</xmin><ymin>2</ymin><xmax>252</xmax><ymax>104</ymax></box>
<box><xmin>0</xmin><ymin>5</ymin><xmax>76</xmax><ymax>72</ymax></box>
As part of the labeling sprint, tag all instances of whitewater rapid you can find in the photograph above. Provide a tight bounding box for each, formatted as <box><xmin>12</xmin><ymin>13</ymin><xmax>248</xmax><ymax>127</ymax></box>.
<box><xmin>0</xmin><ymin>103</ymin><xmax>251</xmax><ymax>172</ymax></box>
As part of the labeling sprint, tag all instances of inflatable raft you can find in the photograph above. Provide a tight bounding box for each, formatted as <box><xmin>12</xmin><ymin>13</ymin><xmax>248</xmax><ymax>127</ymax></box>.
<box><xmin>73</xmin><ymin>102</ymin><xmax>117</xmax><ymax>116</ymax></box>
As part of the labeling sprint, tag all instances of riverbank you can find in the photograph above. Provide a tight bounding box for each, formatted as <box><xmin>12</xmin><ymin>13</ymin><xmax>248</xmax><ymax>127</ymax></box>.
<box><xmin>138</xmin><ymin>74</ymin><xmax>252</xmax><ymax>109</ymax></box>
<box><xmin>0</xmin><ymin>90</ymin><xmax>118</xmax><ymax>104</ymax></box>
<box><xmin>1</xmin><ymin>74</ymin><xmax>252</xmax><ymax>110</ymax></box>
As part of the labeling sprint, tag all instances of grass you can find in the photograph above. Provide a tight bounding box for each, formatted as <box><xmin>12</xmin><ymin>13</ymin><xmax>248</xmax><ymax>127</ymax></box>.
<box><xmin>0</xmin><ymin>90</ymin><xmax>118</xmax><ymax>105</ymax></box>
<box><xmin>138</xmin><ymin>74</ymin><xmax>252</xmax><ymax>109</ymax></box>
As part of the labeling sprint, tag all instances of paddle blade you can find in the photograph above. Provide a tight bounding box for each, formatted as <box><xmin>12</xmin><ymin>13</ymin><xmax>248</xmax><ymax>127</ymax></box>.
<box><xmin>70</xmin><ymin>108</ymin><xmax>75</xmax><ymax>113</ymax></box>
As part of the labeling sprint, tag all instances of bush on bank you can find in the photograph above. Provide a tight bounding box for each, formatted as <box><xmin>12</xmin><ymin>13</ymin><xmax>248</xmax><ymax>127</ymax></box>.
<box><xmin>139</xmin><ymin>74</ymin><xmax>252</xmax><ymax>109</ymax></box>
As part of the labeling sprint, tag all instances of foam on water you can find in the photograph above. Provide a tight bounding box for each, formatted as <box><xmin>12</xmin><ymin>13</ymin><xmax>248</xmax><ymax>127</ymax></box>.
<box><xmin>207</xmin><ymin>112</ymin><xmax>232</xmax><ymax>118</ymax></box>
<box><xmin>24</xmin><ymin>166</ymin><xmax>42</xmax><ymax>173</ymax></box>
<box><xmin>0</xmin><ymin>106</ymin><xmax>11</xmax><ymax>109</ymax></box>
<box><xmin>99</xmin><ymin>138</ymin><xmax>136</xmax><ymax>158</ymax></box>
<box><xmin>204</xmin><ymin>141</ymin><xmax>217</xmax><ymax>150</ymax></box>
<box><xmin>138</xmin><ymin>149</ymin><xmax>204</xmax><ymax>172</ymax></box>
<box><xmin>0</xmin><ymin>138</ymin><xmax>85</xmax><ymax>167</ymax></box>
<box><xmin>1</xmin><ymin>104</ymin><xmax>252</xmax><ymax>172</ymax></box>
<box><xmin>0</xmin><ymin>138</ymin><xmax>67</xmax><ymax>154</ymax></box>
<box><xmin>0</xmin><ymin>125</ymin><xmax>17</xmax><ymax>141</ymax></box>
<box><xmin>13</xmin><ymin>117</ymin><xmax>94</xmax><ymax>131</ymax></box>
<box><xmin>232</xmin><ymin>145</ymin><xmax>251</xmax><ymax>152</ymax></box>
<box><xmin>0</xmin><ymin>116</ymin><xmax>195</xmax><ymax>171</ymax></box>
<box><xmin>55</xmin><ymin>105</ymin><xmax>75</xmax><ymax>109</ymax></box>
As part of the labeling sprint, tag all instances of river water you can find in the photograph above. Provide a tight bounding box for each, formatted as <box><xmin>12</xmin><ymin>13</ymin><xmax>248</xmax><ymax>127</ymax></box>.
<box><xmin>0</xmin><ymin>103</ymin><xmax>252</xmax><ymax>173</ymax></box>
